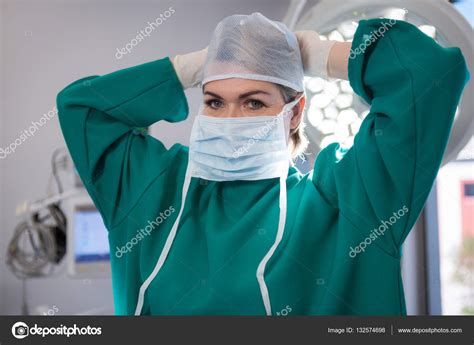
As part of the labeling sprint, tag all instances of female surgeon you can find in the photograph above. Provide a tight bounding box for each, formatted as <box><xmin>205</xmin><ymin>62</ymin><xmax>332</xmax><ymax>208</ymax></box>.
<box><xmin>56</xmin><ymin>12</ymin><xmax>469</xmax><ymax>315</ymax></box>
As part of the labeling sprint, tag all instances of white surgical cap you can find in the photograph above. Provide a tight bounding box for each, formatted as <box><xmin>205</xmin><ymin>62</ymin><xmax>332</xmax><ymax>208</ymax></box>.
<box><xmin>201</xmin><ymin>12</ymin><xmax>305</xmax><ymax>92</ymax></box>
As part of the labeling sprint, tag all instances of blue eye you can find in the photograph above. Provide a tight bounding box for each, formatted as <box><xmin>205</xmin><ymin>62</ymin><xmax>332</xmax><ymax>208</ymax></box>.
<box><xmin>205</xmin><ymin>99</ymin><xmax>223</xmax><ymax>109</ymax></box>
<box><xmin>247</xmin><ymin>99</ymin><xmax>264</xmax><ymax>110</ymax></box>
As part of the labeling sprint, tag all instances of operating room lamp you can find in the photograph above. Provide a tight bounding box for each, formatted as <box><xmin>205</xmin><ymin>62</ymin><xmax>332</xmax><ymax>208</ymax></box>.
<box><xmin>284</xmin><ymin>0</ymin><xmax>473</xmax><ymax>167</ymax></box>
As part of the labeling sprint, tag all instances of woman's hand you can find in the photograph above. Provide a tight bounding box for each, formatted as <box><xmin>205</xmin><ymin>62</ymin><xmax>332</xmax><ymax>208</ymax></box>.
<box><xmin>327</xmin><ymin>41</ymin><xmax>351</xmax><ymax>80</ymax></box>
<box><xmin>294</xmin><ymin>31</ymin><xmax>350</xmax><ymax>80</ymax></box>
<box><xmin>171</xmin><ymin>47</ymin><xmax>208</xmax><ymax>89</ymax></box>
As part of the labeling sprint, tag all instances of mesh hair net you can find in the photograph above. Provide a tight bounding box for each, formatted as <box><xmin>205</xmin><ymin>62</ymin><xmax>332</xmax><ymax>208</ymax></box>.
<box><xmin>201</xmin><ymin>12</ymin><xmax>305</xmax><ymax>92</ymax></box>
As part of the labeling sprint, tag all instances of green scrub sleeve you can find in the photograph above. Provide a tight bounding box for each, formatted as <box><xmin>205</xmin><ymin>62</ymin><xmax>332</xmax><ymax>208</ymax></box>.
<box><xmin>311</xmin><ymin>18</ymin><xmax>470</xmax><ymax>256</ymax></box>
<box><xmin>56</xmin><ymin>57</ymin><xmax>189</xmax><ymax>229</ymax></box>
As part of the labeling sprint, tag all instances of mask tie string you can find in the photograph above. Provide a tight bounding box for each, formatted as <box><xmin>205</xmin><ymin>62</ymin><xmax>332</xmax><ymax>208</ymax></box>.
<box><xmin>256</xmin><ymin>167</ymin><xmax>289</xmax><ymax>316</ymax></box>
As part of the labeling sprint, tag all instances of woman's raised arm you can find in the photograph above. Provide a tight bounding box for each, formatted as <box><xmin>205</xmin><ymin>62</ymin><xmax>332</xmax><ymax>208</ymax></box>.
<box><xmin>56</xmin><ymin>57</ymin><xmax>189</xmax><ymax>229</ymax></box>
<box><xmin>311</xmin><ymin>19</ymin><xmax>470</xmax><ymax>255</ymax></box>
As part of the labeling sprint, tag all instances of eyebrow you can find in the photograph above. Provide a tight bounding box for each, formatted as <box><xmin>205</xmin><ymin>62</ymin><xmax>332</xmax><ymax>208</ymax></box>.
<box><xmin>203</xmin><ymin>90</ymin><xmax>271</xmax><ymax>100</ymax></box>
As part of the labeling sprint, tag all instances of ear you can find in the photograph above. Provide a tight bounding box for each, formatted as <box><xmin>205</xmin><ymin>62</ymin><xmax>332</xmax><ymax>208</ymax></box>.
<box><xmin>290</xmin><ymin>95</ymin><xmax>306</xmax><ymax>130</ymax></box>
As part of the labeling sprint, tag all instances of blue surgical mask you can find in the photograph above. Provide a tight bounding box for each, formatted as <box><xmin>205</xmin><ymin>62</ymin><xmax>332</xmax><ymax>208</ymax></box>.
<box><xmin>134</xmin><ymin>95</ymin><xmax>303</xmax><ymax>317</ymax></box>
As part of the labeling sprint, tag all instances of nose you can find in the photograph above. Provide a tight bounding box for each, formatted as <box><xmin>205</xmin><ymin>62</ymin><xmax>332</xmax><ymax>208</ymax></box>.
<box><xmin>221</xmin><ymin>103</ymin><xmax>244</xmax><ymax>118</ymax></box>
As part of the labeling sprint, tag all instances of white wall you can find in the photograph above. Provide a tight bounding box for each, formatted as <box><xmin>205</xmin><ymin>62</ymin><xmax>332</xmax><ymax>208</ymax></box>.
<box><xmin>0</xmin><ymin>0</ymin><xmax>289</xmax><ymax>315</ymax></box>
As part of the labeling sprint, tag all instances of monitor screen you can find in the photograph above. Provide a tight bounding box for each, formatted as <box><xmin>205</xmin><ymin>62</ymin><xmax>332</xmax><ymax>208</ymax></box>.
<box><xmin>74</xmin><ymin>207</ymin><xmax>110</xmax><ymax>263</ymax></box>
